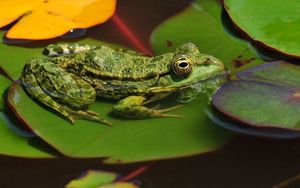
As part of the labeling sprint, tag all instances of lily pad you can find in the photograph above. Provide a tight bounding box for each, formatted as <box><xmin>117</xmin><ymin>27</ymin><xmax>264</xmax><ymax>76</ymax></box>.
<box><xmin>206</xmin><ymin>109</ymin><xmax>300</xmax><ymax>139</ymax></box>
<box><xmin>0</xmin><ymin>112</ymin><xmax>53</xmax><ymax>157</ymax></box>
<box><xmin>212</xmin><ymin>61</ymin><xmax>300</xmax><ymax>131</ymax></box>
<box><xmin>7</xmin><ymin>79</ymin><xmax>233</xmax><ymax>163</ymax></box>
<box><xmin>237</xmin><ymin>61</ymin><xmax>300</xmax><ymax>88</ymax></box>
<box><xmin>65</xmin><ymin>170</ymin><xmax>139</xmax><ymax>188</ymax></box>
<box><xmin>0</xmin><ymin>54</ymin><xmax>54</xmax><ymax>158</ymax></box>
<box><xmin>0</xmin><ymin>75</ymin><xmax>11</xmax><ymax>109</ymax></box>
<box><xmin>150</xmin><ymin>0</ymin><xmax>263</xmax><ymax>72</ymax></box>
<box><xmin>224</xmin><ymin>0</ymin><xmax>300</xmax><ymax>58</ymax></box>
<box><xmin>0</xmin><ymin>0</ymin><xmax>116</xmax><ymax>40</ymax></box>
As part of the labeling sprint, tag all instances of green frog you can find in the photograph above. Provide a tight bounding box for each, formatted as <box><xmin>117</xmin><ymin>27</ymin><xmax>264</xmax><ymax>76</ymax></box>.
<box><xmin>21</xmin><ymin>43</ymin><xmax>225</xmax><ymax>125</ymax></box>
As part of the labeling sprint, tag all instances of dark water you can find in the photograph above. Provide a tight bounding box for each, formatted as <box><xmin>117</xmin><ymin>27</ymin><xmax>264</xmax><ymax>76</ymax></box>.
<box><xmin>2</xmin><ymin>0</ymin><xmax>300</xmax><ymax>187</ymax></box>
<box><xmin>2</xmin><ymin>136</ymin><xmax>300</xmax><ymax>188</ymax></box>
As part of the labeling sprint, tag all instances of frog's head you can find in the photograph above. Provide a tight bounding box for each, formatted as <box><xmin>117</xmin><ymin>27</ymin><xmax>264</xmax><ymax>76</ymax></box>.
<box><xmin>169</xmin><ymin>43</ymin><xmax>225</xmax><ymax>87</ymax></box>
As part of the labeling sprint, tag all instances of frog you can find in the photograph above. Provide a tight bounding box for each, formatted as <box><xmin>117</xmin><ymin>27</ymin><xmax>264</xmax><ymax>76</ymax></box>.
<box><xmin>21</xmin><ymin>43</ymin><xmax>225</xmax><ymax>126</ymax></box>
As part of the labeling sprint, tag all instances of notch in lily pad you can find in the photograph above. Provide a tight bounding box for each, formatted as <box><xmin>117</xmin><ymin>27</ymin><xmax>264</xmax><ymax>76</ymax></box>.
<box><xmin>212</xmin><ymin>61</ymin><xmax>300</xmax><ymax>134</ymax></box>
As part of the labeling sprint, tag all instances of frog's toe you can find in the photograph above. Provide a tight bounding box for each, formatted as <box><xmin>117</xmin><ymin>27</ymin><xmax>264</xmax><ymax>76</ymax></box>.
<box><xmin>69</xmin><ymin>109</ymin><xmax>112</xmax><ymax>126</ymax></box>
<box><xmin>86</xmin><ymin>110</ymin><xmax>100</xmax><ymax>116</ymax></box>
<box><xmin>156</xmin><ymin>113</ymin><xmax>183</xmax><ymax>118</ymax></box>
<box><xmin>66</xmin><ymin>115</ymin><xmax>76</xmax><ymax>124</ymax></box>
<box><xmin>151</xmin><ymin>106</ymin><xmax>184</xmax><ymax>118</ymax></box>
<box><xmin>157</xmin><ymin>105</ymin><xmax>183</xmax><ymax>113</ymax></box>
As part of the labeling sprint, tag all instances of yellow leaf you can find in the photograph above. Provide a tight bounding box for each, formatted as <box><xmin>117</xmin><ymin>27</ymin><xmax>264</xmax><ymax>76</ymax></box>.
<box><xmin>0</xmin><ymin>0</ymin><xmax>42</xmax><ymax>27</ymax></box>
<box><xmin>0</xmin><ymin>0</ymin><xmax>116</xmax><ymax>40</ymax></box>
<box><xmin>99</xmin><ymin>182</ymin><xmax>140</xmax><ymax>188</ymax></box>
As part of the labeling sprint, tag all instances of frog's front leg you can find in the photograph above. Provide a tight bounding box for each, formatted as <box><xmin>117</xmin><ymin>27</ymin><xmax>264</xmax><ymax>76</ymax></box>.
<box><xmin>176</xmin><ymin>87</ymin><xmax>198</xmax><ymax>103</ymax></box>
<box><xmin>43</xmin><ymin>43</ymin><xmax>96</xmax><ymax>57</ymax></box>
<box><xmin>112</xmin><ymin>96</ymin><xmax>183</xmax><ymax>119</ymax></box>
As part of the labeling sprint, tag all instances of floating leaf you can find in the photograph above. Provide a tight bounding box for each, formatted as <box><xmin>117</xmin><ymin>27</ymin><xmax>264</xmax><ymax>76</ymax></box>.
<box><xmin>65</xmin><ymin>170</ymin><xmax>139</xmax><ymax>188</ymax></box>
<box><xmin>0</xmin><ymin>5</ymin><xmax>233</xmax><ymax>162</ymax></box>
<box><xmin>236</xmin><ymin>61</ymin><xmax>300</xmax><ymax>88</ymax></box>
<box><xmin>6</xmin><ymin>80</ymin><xmax>234</xmax><ymax>163</ymax></box>
<box><xmin>224</xmin><ymin>0</ymin><xmax>300</xmax><ymax>58</ymax></box>
<box><xmin>0</xmin><ymin>75</ymin><xmax>11</xmax><ymax>109</ymax></box>
<box><xmin>0</xmin><ymin>0</ymin><xmax>116</xmax><ymax>40</ymax></box>
<box><xmin>0</xmin><ymin>42</ymin><xmax>54</xmax><ymax>159</ymax></box>
<box><xmin>212</xmin><ymin>61</ymin><xmax>300</xmax><ymax>131</ymax></box>
<box><xmin>150</xmin><ymin>0</ymin><xmax>263</xmax><ymax>73</ymax></box>
<box><xmin>206</xmin><ymin>108</ymin><xmax>300</xmax><ymax>139</ymax></box>
<box><xmin>99</xmin><ymin>183</ymin><xmax>139</xmax><ymax>188</ymax></box>
<box><xmin>0</xmin><ymin>112</ymin><xmax>53</xmax><ymax>157</ymax></box>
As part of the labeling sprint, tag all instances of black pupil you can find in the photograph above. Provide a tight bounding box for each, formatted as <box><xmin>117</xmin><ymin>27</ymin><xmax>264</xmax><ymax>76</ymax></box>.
<box><xmin>179</xmin><ymin>62</ymin><xmax>188</xmax><ymax>68</ymax></box>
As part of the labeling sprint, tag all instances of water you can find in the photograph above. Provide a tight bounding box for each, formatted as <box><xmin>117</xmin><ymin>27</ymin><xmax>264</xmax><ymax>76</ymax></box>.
<box><xmin>1</xmin><ymin>0</ymin><xmax>300</xmax><ymax>187</ymax></box>
<box><xmin>1</xmin><ymin>136</ymin><xmax>300</xmax><ymax>188</ymax></box>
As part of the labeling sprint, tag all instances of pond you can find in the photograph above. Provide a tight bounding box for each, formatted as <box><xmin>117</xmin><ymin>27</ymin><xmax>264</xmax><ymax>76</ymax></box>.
<box><xmin>1</xmin><ymin>0</ymin><xmax>300</xmax><ymax>187</ymax></box>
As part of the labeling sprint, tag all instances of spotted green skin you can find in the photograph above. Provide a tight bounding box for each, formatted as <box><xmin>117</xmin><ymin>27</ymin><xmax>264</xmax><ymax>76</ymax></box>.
<box><xmin>21</xmin><ymin>43</ymin><xmax>225</xmax><ymax>125</ymax></box>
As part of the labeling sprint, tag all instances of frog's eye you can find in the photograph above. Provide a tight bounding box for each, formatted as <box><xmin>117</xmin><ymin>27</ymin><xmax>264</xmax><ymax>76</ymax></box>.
<box><xmin>173</xmin><ymin>55</ymin><xmax>193</xmax><ymax>77</ymax></box>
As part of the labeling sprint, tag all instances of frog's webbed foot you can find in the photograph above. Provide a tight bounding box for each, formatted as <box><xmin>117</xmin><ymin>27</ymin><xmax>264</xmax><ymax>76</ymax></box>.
<box><xmin>22</xmin><ymin>71</ymin><xmax>111</xmax><ymax>126</ymax></box>
<box><xmin>112</xmin><ymin>96</ymin><xmax>183</xmax><ymax>119</ymax></box>
<box><xmin>42</xmin><ymin>43</ymin><xmax>96</xmax><ymax>57</ymax></box>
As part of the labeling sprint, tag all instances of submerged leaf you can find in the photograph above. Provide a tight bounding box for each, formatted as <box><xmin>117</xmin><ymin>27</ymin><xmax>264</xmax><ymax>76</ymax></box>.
<box><xmin>65</xmin><ymin>170</ymin><xmax>139</xmax><ymax>188</ymax></box>
<box><xmin>65</xmin><ymin>171</ymin><xmax>116</xmax><ymax>188</ymax></box>
<box><xmin>213</xmin><ymin>61</ymin><xmax>300</xmax><ymax>131</ymax></box>
<box><xmin>0</xmin><ymin>0</ymin><xmax>116</xmax><ymax>40</ymax></box>
<box><xmin>99</xmin><ymin>183</ymin><xmax>139</xmax><ymax>188</ymax></box>
<box><xmin>224</xmin><ymin>0</ymin><xmax>300</xmax><ymax>58</ymax></box>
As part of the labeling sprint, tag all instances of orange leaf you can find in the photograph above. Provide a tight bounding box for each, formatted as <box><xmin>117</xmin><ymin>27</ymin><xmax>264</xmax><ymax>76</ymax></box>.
<box><xmin>0</xmin><ymin>0</ymin><xmax>116</xmax><ymax>40</ymax></box>
<box><xmin>0</xmin><ymin>0</ymin><xmax>42</xmax><ymax>27</ymax></box>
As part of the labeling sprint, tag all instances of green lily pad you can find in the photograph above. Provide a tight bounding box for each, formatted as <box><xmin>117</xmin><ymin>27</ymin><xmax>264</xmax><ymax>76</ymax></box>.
<box><xmin>212</xmin><ymin>61</ymin><xmax>300</xmax><ymax>130</ymax></box>
<box><xmin>1</xmin><ymin>8</ymin><xmax>233</xmax><ymax>162</ymax></box>
<box><xmin>224</xmin><ymin>0</ymin><xmax>300</xmax><ymax>58</ymax></box>
<box><xmin>150</xmin><ymin>0</ymin><xmax>263</xmax><ymax>72</ymax></box>
<box><xmin>0</xmin><ymin>67</ymin><xmax>53</xmax><ymax>158</ymax></box>
<box><xmin>65</xmin><ymin>170</ymin><xmax>139</xmax><ymax>188</ymax></box>
<box><xmin>7</xmin><ymin>80</ymin><xmax>233</xmax><ymax>163</ymax></box>
<box><xmin>0</xmin><ymin>112</ymin><xmax>53</xmax><ymax>157</ymax></box>
<box><xmin>0</xmin><ymin>75</ymin><xmax>11</xmax><ymax>109</ymax></box>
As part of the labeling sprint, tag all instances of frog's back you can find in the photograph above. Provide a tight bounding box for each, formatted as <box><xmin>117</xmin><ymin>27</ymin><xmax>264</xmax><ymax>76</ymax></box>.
<box><xmin>73</xmin><ymin>46</ymin><xmax>173</xmax><ymax>81</ymax></box>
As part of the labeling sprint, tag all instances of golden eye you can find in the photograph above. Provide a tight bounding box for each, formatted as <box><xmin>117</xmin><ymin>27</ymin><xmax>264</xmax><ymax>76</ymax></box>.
<box><xmin>172</xmin><ymin>55</ymin><xmax>193</xmax><ymax>77</ymax></box>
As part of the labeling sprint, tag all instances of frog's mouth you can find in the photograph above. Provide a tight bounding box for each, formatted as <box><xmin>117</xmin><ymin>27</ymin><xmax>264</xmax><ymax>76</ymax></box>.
<box><xmin>178</xmin><ymin>70</ymin><xmax>229</xmax><ymax>90</ymax></box>
<box><xmin>149</xmin><ymin>71</ymin><xmax>229</xmax><ymax>94</ymax></box>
